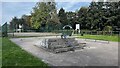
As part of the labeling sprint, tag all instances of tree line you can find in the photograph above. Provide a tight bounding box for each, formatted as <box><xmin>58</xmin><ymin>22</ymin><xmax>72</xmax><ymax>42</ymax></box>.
<box><xmin>9</xmin><ymin>1</ymin><xmax>120</xmax><ymax>32</ymax></box>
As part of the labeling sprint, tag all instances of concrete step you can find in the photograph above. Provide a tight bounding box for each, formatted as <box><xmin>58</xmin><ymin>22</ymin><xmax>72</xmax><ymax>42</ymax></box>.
<box><xmin>39</xmin><ymin>38</ymin><xmax>86</xmax><ymax>53</ymax></box>
<box><xmin>53</xmin><ymin>47</ymin><xmax>74</xmax><ymax>53</ymax></box>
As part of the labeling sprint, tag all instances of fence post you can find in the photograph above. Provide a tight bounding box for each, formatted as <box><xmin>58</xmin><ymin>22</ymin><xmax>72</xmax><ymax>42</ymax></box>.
<box><xmin>102</xmin><ymin>31</ymin><xmax>104</xmax><ymax>35</ymax></box>
<box><xmin>2</xmin><ymin>22</ymin><xmax>8</xmax><ymax>37</ymax></box>
<box><xmin>97</xmin><ymin>31</ymin><xmax>98</xmax><ymax>35</ymax></box>
<box><xmin>118</xmin><ymin>31</ymin><xmax>119</xmax><ymax>35</ymax></box>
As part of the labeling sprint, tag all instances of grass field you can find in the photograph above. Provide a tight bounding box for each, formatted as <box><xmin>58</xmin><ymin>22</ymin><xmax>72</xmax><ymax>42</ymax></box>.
<box><xmin>2</xmin><ymin>38</ymin><xmax>48</xmax><ymax>67</ymax></box>
<box><xmin>77</xmin><ymin>34</ymin><xmax>120</xmax><ymax>42</ymax></box>
<box><xmin>0</xmin><ymin>38</ymin><xmax>2</xmax><ymax>67</ymax></box>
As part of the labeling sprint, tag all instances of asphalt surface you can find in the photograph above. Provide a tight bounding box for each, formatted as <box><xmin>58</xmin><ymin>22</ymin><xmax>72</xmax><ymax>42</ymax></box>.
<box><xmin>8</xmin><ymin>32</ymin><xmax>61</xmax><ymax>37</ymax></box>
<box><xmin>10</xmin><ymin>36</ymin><xmax>118</xmax><ymax>66</ymax></box>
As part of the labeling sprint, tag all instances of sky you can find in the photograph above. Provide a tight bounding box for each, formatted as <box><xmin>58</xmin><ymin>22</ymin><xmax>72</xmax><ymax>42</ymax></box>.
<box><xmin>1</xmin><ymin>2</ymin><xmax>90</xmax><ymax>25</ymax></box>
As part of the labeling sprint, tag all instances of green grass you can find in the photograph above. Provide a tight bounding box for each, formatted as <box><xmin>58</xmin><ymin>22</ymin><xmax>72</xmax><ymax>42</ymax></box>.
<box><xmin>0</xmin><ymin>37</ymin><xmax>2</xmax><ymax>67</ymax></box>
<box><xmin>77</xmin><ymin>34</ymin><xmax>120</xmax><ymax>42</ymax></box>
<box><xmin>2</xmin><ymin>38</ymin><xmax>48</xmax><ymax>67</ymax></box>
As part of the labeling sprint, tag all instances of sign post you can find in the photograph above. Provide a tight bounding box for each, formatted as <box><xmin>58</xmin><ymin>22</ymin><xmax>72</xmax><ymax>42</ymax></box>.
<box><xmin>75</xmin><ymin>24</ymin><xmax>80</xmax><ymax>34</ymax></box>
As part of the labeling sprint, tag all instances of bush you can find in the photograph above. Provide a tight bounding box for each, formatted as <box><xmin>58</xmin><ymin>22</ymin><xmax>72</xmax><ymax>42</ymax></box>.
<box><xmin>104</xmin><ymin>26</ymin><xmax>112</xmax><ymax>32</ymax></box>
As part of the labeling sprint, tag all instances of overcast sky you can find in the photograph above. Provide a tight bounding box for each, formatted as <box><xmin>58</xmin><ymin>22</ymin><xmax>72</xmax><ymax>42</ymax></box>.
<box><xmin>1</xmin><ymin>2</ymin><xmax>90</xmax><ymax>25</ymax></box>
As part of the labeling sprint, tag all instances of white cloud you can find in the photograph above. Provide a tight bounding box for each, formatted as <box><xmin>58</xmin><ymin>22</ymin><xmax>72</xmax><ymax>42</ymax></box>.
<box><xmin>57</xmin><ymin>2</ymin><xmax>90</xmax><ymax>12</ymax></box>
<box><xmin>64</xmin><ymin>2</ymin><xmax>78</xmax><ymax>12</ymax></box>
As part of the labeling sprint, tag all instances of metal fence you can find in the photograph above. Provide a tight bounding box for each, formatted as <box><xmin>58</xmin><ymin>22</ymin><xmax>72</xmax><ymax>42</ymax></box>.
<box><xmin>81</xmin><ymin>31</ymin><xmax>120</xmax><ymax>36</ymax></box>
<box><xmin>52</xmin><ymin>30</ymin><xmax>120</xmax><ymax>36</ymax></box>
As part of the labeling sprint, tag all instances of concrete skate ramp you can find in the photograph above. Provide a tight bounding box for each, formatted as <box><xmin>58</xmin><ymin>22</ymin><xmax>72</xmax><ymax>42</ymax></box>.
<box><xmin>35</xmin><ymin>38</ymin><xmax>86</xmax><ymax>53</ymax></box>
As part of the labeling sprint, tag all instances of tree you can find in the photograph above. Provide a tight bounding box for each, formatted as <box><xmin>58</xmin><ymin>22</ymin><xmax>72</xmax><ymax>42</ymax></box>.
<box><xmin>31</xmin><ymin>2</ymin><xmax>49</xmax><ymax>30</ymax></box>
<box><xmin>31</xmin><ymin>2</ymin><xmax>60</xmax><ymax>31</ymax></box>
<box><xmin>104</xmin><ymin>26</ymin><xmax>112</xmax><ymax>32</ymax></box>
<box><xmin>65</xmin><ymin>1</ymin><xmax>120</xmax><ymax>31</ymax></box>
<box><xmin>66</xmin><ymin>11</ymin><xmax>76</xmax><ymax>29</ymax></box>
<box><xmin>58</xmin><ymin>8</ymin><xmax>68</xmax><ymax>27</ymax></box>
<box><xmin>46</xmin><ymin>2</ymin><xmax>60</xmax><ymax>31</ymax></box>
<box><xmin>104</xmin><ymin>1</ymin><xmax>120</xmax><ymax>30</ymax></box>
<box><xmin>22</xmin><ymin>15</ymin><xmax>32</xmax><ymax>28</ymax></box>
<box><xmin>77</xmin><ymin>7</ymin><xmax>88</xmax><ymax>29</ymax></box>
<box><xmin>10</xmin><ymin>17</ymin><xmax>19</xmax><ymax>30</ymax></box>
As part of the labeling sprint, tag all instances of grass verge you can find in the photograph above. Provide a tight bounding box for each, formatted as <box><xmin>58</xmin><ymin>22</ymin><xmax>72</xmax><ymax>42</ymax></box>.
<box><xmin>77</xmin><ymin>34</ymin><xmax>120</xmax><ymax>42</ymax></box>
<box><xmin>2</xmin><ymin>38</ymin><xmax>48</xmax><ymax>67</ymax></box>
<box><xmin>0</xmin><ymin>37</ymin><xmax>2</xmax><ymax>67</ymax></box>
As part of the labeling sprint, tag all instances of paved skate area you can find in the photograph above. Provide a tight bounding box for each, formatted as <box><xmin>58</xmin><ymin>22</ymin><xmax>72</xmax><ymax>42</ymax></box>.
<box><xmin>8</xmin><ymin>32</ymin><xmax>60</xmax><ymax>37</ymax></box>
<box><xmin>10</xmin><ymin>36</ymin><xmax>118</xmax><ymax>66</ymax></box>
